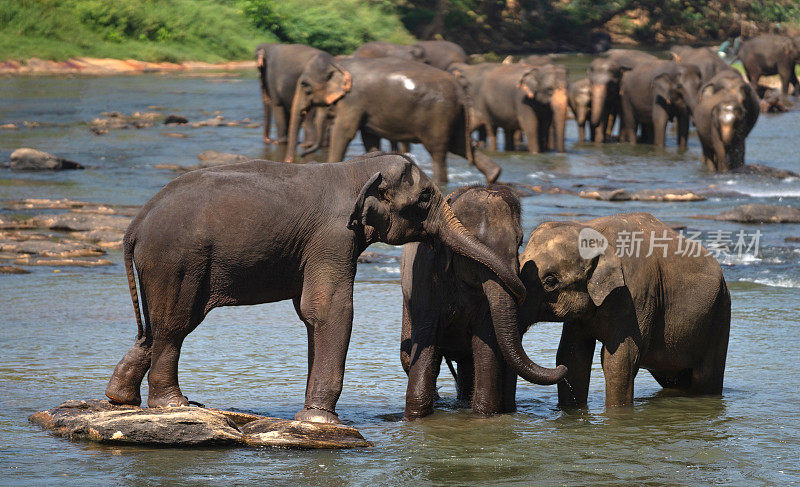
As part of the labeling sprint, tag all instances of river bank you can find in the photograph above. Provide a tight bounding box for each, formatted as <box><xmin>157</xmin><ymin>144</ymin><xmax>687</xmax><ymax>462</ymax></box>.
<box><xmin>0</xmin><ymin>57</ymin><xmax>254</xmax><ymax>76</ymax></box>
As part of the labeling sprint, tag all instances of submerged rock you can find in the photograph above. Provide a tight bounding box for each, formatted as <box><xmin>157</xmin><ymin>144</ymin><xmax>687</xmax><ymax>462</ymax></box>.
<box><xmin>30</xmin><ymin>400</ymin><xmax>372</xmax><ymax>449</ymax></box>
<box><xmin>0</xmin><ymin>265</ymin><xmax>29</xmax><ymax>274</ymax></box>
<box><xmin>196</xmin><ymin>150</ymin><xmax>251</xmax><ymax>168</ymax></box>
<box><xmin>579</xmin><ymin>188</ymin><xmax>706</xmax><ymax>202</ymax></box>
<box><xmin>8</xmin><ymin>148</ymin><xmax>84</xmax><ymax>171</ymax></box>
<box><xmin>164</xmin><ymin>114</ymin><xmax>189</xmax><ymax>125</ymax></box>
<box><xmin>31</xmin><ymin>213</ymin><xmax>131</xmax><ymax>232</ymax></box>
<box><xmin>696</xmin><ymin>204</ymin><xmax>800</xmax><ymax>223</ymax></box>
<box><xmin>730</xmin><ymin>164</ymin><xmax>799</xmax><ymax>179</ymax></box>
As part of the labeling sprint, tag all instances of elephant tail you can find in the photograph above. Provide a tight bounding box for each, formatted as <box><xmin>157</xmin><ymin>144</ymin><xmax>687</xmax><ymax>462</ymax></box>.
<box><xmin>123</xmin><ymin>232</ymin><xmax>145</xmax><ymax>340</ymax></box>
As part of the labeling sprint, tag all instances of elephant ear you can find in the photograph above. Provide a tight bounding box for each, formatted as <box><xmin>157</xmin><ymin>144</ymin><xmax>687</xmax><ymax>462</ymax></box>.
<box><xmin>586</xmin><ymin>249</ymin><xmax>625</xmax><ymax>307</ymax></box>
<box><xmin>670</xmin><ymin>51</ymin><xmax>682</xmax><ymax>63</ymax></box>
<box><xmin>348</xmin><ymin>172</ymin><xmax>385</xmax><ymax>231</ymax></box>
<box><xmin>652</xmin><ymin>73</ymin><xmax>673</xmax><ymax>106</ymax></box>
<box><xmin>699</xmin><ymin>82</ymin><xmax>716</xmax><ymax>102</ymax></box>
<box><xmin>517</xmin><ymin>69</ymin><xmax>538</xmax><ymax>98</ymax></box>
<box><xmin>256</xmin><ymin>49</ymin><xmax>266</xmax><ymax>69</ymax></box>
<box><xmin>325</xmin><ymin>63</ymin><xmax>352</xmax><ymax>105</ymax></box>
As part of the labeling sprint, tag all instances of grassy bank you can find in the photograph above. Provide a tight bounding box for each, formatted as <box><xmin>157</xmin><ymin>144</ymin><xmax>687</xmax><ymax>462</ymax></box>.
<box><xmin>0</xmin><ymin>0</ymin><xmax>413</xmax><ymax>63</ymax></box>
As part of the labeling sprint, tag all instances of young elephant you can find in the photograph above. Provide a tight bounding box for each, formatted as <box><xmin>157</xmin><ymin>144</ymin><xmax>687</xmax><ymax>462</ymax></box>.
<box><xmin>518</xmin><ymin>213</ymin><xmax>730</xmax><ymax>408</ymax></box>
<box><xmin>105</xmin><ymin>152</ymin><xmax>526</xmax><ymax>424</ymax></box>
<box><xmin>401</xmin><ymin>185</ymin><xmax>566</xmax><ymax>419</ymax></box>
<box><xmin>620</xmin><ymin>61</ymin><xmax>701</xmax><ymax>148</ymax></box>
<box><xmin>693</xmin><ymin>69</ymin><xmax>760</xmax><ymax>171</ymax></box>
<box><xmin>568</xmin><ymin>78</ymin><xmax>592</xmax><ymax>143</ymax></box>
<box><xmin>285</xmin><ymin>54</ymin><xmax>501</xmax><ymax>184</ymax></box>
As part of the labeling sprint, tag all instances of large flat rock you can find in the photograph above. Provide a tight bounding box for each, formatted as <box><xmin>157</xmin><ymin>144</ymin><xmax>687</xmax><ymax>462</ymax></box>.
<box><xmin>695</xmin><ymin>204</ymin><xmax>800</xmax><ymax>224</ymax></box>
<box><xmin>29</xmin><ymin>400</ymin><xmax>372</xmax><ymax>449</ymax></box>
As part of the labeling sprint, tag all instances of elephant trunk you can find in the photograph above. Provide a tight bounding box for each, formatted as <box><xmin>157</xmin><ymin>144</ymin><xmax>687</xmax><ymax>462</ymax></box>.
<box><xmin>720</xmin><ymin>122</ymin><xmax>734</xmax><ymax>146</ymax></box>
<box><xmin>426</xmin><ymin>194</ymin><xmax>525</xmax><ymax>304</ymax></box>
<box><xmin>590</xmin><ymin>83</ymin><xmax>607</xmax><ymax>128</ymax></box>
<box><xmin>552</xmin><ymin>88</ymin><xmax>568</xmax><ymax>153</ymax></box>
<box><xmin>485</xmin><ymin>278</ymin><xmax>567</xmax><ymax>385</ymax></box>
<box><xmin>284</xmin><ymin>88</ymin><xmax>307</xmax><ymax>163</ymax></box>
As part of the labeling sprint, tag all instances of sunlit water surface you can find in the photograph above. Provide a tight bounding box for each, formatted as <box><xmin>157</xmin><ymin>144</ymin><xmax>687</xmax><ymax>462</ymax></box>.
<box><xmin>1</xmin><ymin>61</ymin><xmax>799</xmax><ymax>485</ymax></box>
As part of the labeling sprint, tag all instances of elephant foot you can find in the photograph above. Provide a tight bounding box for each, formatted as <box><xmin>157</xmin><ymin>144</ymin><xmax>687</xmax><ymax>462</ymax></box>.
<box><xmin>295</xmin><ymin>407</ymin><xmax>342</xmax><ymax>424</ymax></box>
<box><xmin>105</xmin><ymin>379</ymin><xmax>142</xmax><ymax>406</ymax></box>
<box><xmin>263</xmin><ymin>136</ymin><xmax>278</xmax><ymax>145</ymax></box>
<box><xmin>147</xmin><ymin>393</ymin><xmax>190</xmax><ymax>408</ymax></box>
<box><xmin>403</xmin><ymin>407</ymin><xmax>434</xmax><ymax>421</ymax></box>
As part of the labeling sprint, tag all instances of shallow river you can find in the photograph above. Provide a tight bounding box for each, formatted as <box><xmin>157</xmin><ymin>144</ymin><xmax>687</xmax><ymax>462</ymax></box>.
<box><xmin>1</xmin><ymin>60</ymin><xmax>799</xmax><ymax>485</ymax></box>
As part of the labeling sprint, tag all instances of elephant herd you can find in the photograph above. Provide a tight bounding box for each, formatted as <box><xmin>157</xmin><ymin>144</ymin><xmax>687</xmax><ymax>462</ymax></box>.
<box><xmin>105</xmin><ymin>35</ymin><xmax>800</xmax><ymax>423</ymax></box>
<box><xmin>257</xmin><ymin>35</ymin><xmax>799</xmax><ymax>180</ymax></box>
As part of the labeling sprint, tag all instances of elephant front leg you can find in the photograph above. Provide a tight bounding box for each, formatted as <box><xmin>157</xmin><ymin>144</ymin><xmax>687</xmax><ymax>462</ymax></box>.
<box><xmin>652</xmin><ymin>106</ymin><xmax>669</xmax><ymax>148</ymax></box>
<box><xmin>556</xmin><ymin>324</ymin><xmax>595</xmax><ymax>408</ymax></box>
<box><xmin>600</xmin><ymin>336</ymin><xmax>640</xmax><ymax>407</ymax></box>
<box><xmin>471</xmin><ymin>332</ymin><xmax>504</xmax><ymax>416</ymax></box>
<box><xmin>404</xmin><ymin>327</ymin><xmax>442</xmax><ymax>420</ymax></box>
<box><xmin>676</xmin><ymin>114</ymin><xmax>690</xmax><ymax>150</ymax></box>
<box><xmin>294</xmin><ymin>277</ymin><xmax>355</xmax><ymax>424</ymax></box>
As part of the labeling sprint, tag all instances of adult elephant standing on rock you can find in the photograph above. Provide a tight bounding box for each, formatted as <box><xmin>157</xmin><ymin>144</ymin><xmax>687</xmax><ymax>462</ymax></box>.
<box><xmin>285</xmin><ymin>54</ymin><xmax>501</xmax><ymax>184</ymax></box>
<box><xmin>255</xmin><ymin>43</ymin><xmax>327</xmax><ymax>146</ymax></box>
<box><xmin>620</xmin><ymin>61</ymin><xmax>701</xmax><ymax>148</ymax></box>
<box><xmin>519</xmin><ymin>213</ymin><xmax>730</xmax><ymax>408</ymax></box>
<box><xmin>693</xmin><ymin>69</ymin><xmax>760</xmax><ymax>171</ymax></box>
<box><xmin>401</xmin><ymin>185</ymin><xmax>566</xmax><ymax>419</ymax></box>
<box><xmin>105</xmin><ymin>152</ymin><xmax>526</xmax><ymax>424</ymax></box>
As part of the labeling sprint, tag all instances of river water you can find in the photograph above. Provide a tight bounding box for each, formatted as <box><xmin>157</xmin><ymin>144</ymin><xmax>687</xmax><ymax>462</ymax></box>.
<box><xmin>1</xmin><ymin>62</ymin><xmax>799</xmax><ymax>485</ymax></box>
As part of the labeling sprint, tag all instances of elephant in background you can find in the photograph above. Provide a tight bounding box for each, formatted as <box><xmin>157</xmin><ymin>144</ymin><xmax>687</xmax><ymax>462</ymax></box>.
<box><xmin>458</xmin><ymin>63</ymin><xmax>567</xmax><ymax>153</ymax></box>
<box><xmin>285</xmin><ymin>54</ymin><xmax>501</xmax><ymax>183</ymax></box>
<box><xmin>586</xmin><ymin>49</ymin><xmax>658</xmax><ymax>142</ymax></box>
<box><xmin>620</xmin><ymin>60</ymin><xmax>701</xmax><ymax>148</ymax></box>
<box><xmin>670</xmin><ymin>45</ymin><xmax>730</xmax><ymax>82</ymax></box>
<box><xmin>105</xmin><ymin>152</ymin><xmax>526</xmax><ymax>424</ymax></box>
<box><xmin>568</xmin><ymin>78</ymin><xmax>592</xmax><ymax>143</ymax></box>
<box><xmin>401</xmin><ymin>185</ymin><xmax>566</xmax><ymax>419</ymax></box>
<box><xmin>693</xmin><ymin>69</ymin><xmax>760</xmax><ymax>171</ymax></box>
<box><xmin>254</xmin><ymin>43</ymin><xmax>327</xmax><ymax>146</ymax></box>
<box><xmin>519</xmin><ymin>213</ymin><xmax>730</xmax><ymax>408</ymax></box>
<box><xmin>736</xmin><ymin>34</ymin><xmax>800</xmax><ymax>96</ymax></box>
<box><xmin>353</xmin><ymin>40</ymin><xmax>467</xmax><ymax>71</ymax></box>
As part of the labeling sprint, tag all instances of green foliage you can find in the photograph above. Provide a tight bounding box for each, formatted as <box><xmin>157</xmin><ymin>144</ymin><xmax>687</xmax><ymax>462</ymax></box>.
<box><xmin>239</xmin><ymin>0</ymin><xmax>415</xmax><ymax>54</ymax></box>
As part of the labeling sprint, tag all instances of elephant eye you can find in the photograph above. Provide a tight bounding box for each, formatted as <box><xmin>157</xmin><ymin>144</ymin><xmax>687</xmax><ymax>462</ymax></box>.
<box><xmin>543</xmin><ymin>274</ymin><xmax>558</xmax><ymax>289</ymax></box>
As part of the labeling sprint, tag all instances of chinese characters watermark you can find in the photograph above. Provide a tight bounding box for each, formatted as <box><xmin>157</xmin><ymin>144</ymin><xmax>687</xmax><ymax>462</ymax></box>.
<box><xmin>578</xmin><ymin>228</ymin><xmax>761</xmax><ymax>259</ymax></box>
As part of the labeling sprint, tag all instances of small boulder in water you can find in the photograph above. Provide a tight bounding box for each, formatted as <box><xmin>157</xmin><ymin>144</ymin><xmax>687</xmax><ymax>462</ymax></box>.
<box><xmin>164</xmin><ymin>114</ymin><xmax>189</xmax><ymax>125</ymax></box>
<box><xmin>196</xmin><ymin>150</ymin><xmax>250</xmax><ymax>168</ymax></box>
<box><xmin>695</xmin><ymin>204</ymin><xmax>800</xmax><ymax>224</ymax></box>
<box><xmin>8</xmin><ymin>148</ymin><xmax>84</xmax><ymax>171</ymax></box>
<box><xmin>730</xmin><ymin>164</ymin><xmax>798</xmax><ymax>179</ymax></box>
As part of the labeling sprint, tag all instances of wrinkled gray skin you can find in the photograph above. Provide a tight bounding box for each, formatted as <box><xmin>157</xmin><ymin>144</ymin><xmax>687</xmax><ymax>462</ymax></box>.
<box><xmin>353</xmin><ymin>40</ymin><xmax>467</xmax><ymax>71</ymax></box>
<box><xmin>587</xmin><ymin>50</ymin><xmax>659</xmax><ymax>142</ymax></box>
<box><xmin>620</xmin><ymin>60</ymin><xmax>701</xmax><ymax>148</ymax></box>
<box><xmin>448</xmin><ymin>62</ymin><xmax>500</xmax><ymax>146</ymax></box>
<box><xmin>568</xmin><ymin>78</ymin><xmax>592</xmax><ymax>143</ymax></box>
<box><xmin>456</xmin><ymin>63</ymin><xmax>568</xmax><ymax>153</ymax></box>
<box><xmin>693</xmin><ymin>69</ymin><xmax>760</xmax><ymax>172</ymax></box>
<box><xmin>285</xmin><ymin>54</ymin><xmax>501</xmax><ymax>184</ymax></box>
<box><xmin>670</xmin><ymin>45</ymin><xmax>730</xmax><ymax>82</ymax></box>
<box><xmin>254</xmin><ymin>43</ymin><xmax>326</xmax><ymax>146</ymax></box>
<box><xmin>736</xmin><ymin>34</ymin><xmax>800</xmax><ymax>96</ymax></box>
<box><xmin>105</xmin><ymin>152</ymin><xmax>526</xmax><ymax>424</ymax></box>
<box><xmin>519</xmin><ymin>213</ymin><xmax>730</xmax><ymax>408</ymax></box>
<box><xmin>400</xmin><ymin>185</ymin><xmax>567</xmax><ymax>420</ymax></box>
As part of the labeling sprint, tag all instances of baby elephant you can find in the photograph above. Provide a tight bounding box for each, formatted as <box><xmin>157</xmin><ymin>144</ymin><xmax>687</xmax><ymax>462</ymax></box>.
<box><xmin>401</xmin><ymin>185</ymin><xmax>566</xmax><ymax>419</ymax></box>
<box><xmin>518</xmin><ymin>213</ymin><xmax>730</xmax><ymax>408</ymax></box>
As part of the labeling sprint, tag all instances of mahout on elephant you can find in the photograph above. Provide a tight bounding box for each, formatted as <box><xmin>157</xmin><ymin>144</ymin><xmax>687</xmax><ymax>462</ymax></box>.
<box><xmin>693</xmin><ymin>69</ymin><xmax>760</xmax><ymax>171</ymax></box>
<box><xmin>105</xmin><ymin>152</ymin><xmax>526</xmax><ymax>424</ymax></box>
<box><xmin>400</xmin><ymin>185</ymin><xmax>566</xmax><ymax>419</ymax></box>
<box><xmin>254</xmin><ymin>43</ymin><xmax>327</xmax><ymax>146</ymax></box>
<box><xmin>670</xmin><ymin>45</ymin><xmax>730</xmax><ymax>82</ymax></box>
<box><xmin>568</xmin><ymin>78</ymin><xmax>592</xmax><ymax>143</ymax></box>
<box><xmin>736</xmin><ymin>34</ymin><xmax>800</xmax><ymax>96</ymax></box>
<box><xmin>453</xmin><ymin>63</ymin><xmax>568</xmax><ymax>153</ymax></box>
<box><xmin>519</xmin><ymin>213</ymin><xmax>730</xmax><ymax>408</ymax></box>
<box><xmin>284</xmin><ymin>54</ymin><xmax>501</xmax><ymax>183</ymax></box>
<box><xmin>585</xmin><ymin>49</ymin><xmax>657</xmax><ymax>142</ymax></box>
<box><xmin>619</xmin><ymin>60</ymin><xmax>701</xmax><ymax>148</ymax></box>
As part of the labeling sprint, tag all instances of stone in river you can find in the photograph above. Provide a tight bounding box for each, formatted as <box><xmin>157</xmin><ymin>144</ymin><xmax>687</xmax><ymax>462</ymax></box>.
<box><xmin>9</xmin><ymin>148</ymin><xmax>84</xmax><ymax>171</ymax></box>
<box><xmin>31</xmin><ymin>213</ymin><xmax>131</xmax><ymax>232</ymax></box>
<box><xmin>30</xmin><ymin>400</ymin><xmax>373</xmax><ymax>449</ymax></box>
<box><xmin>196</xmin><ymin>150</ymin><xmax>251</xmax><ymax>168</ymax></box>
<box><xmin>0</xmin><ymin>265</ymin><xmax>29</xmax><ymax>274</ymax></box>
<box><xmin>696</xmin><ymin>204</ymin><xmax>800</xmax><ymax>224</ymax></box>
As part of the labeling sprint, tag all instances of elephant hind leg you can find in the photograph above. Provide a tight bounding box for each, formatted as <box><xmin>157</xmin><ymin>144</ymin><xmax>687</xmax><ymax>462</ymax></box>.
<box><xmin>106</xmin><ymin>335</ymin><xmax>151</xmax><ymax>406</ymax></box>
<box><xmin>146</xmin><ymin>271</ymin><xmax>209</xmax><ymax>408</ymax></box>
<box><xmin>650</xmin><ymin>369</ymin><xmax>692</xmax><ymax>390</ymax></box>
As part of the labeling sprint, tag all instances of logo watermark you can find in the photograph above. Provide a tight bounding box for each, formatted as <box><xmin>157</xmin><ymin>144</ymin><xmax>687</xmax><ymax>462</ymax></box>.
<box><xmin>577</xmin><ymin>229</ymin><xmax>761</xmax><ymax>259</ymax></box>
